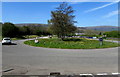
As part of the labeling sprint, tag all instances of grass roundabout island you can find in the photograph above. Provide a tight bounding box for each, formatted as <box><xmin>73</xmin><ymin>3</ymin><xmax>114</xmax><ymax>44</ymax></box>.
<box><xmin>24</xmin><ymin>38</ymin><xmax>119</xmax><ymax>49</ymax></box>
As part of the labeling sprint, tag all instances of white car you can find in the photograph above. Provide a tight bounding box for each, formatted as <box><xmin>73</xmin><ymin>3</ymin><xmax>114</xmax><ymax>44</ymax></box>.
<box><xmin>2</xmin><ymin>37</ymin><xmax>12</xmax><ymax>44</ymax></box>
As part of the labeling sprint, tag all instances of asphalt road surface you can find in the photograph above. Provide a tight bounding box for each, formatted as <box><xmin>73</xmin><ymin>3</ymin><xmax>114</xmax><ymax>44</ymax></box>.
<box><xmin>2</xmin><ymin>39</ymin><xmax>119</xmax><ymax>75</ymax></box>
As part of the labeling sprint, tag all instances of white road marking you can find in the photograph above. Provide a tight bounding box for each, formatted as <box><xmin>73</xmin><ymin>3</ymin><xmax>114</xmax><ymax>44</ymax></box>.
<box><xmin>80</xmin><ymin>73</ymin><xmax>93</xmax><ymax>76</ymax></box>
<box><xmin>96</xmin><ymin>73</ymin><xmax>108</xmax><ymax>75</ymax></box>
<box><xmin>112</xmin><ymin>72</ymin><xmax>120</xmax><ymax>75</ymax></box>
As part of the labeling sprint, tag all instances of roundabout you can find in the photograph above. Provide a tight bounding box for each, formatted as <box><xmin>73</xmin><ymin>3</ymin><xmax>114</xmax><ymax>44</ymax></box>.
<box><xmin>2</xmin><ymin>38</ymin><xmax>119</xmax><ymax>75</ymax></box>
<box><xmin>24</xmin><ymin>38</ymin><xmax>119</xmax><ymax>49</ymax></box>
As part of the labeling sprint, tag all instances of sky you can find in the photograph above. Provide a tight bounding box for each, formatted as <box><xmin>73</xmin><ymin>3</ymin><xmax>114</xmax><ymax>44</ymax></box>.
<box><xmin>2</xmin><ymin>2</ymin><xmax>119</xmax><ymax>27</ymax></box>
<box><xmin>1</xmin><ymin>0</ymin><xmax>119</xmax><ymax>2</ymax></box>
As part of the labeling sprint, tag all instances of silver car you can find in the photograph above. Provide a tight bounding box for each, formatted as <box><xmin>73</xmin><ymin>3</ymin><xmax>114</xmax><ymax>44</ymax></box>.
<box><xmin>2</xmin><ymin>37</ymin><xmax>12</xmax><ymax>44</ymax></box>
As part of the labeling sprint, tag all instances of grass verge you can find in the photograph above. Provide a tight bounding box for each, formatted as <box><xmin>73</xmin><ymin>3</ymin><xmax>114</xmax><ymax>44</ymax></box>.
<box><xmin>11</xmin><ymin>35</ymin><xmax>40</xmax><ymax>40</ymax></box>
<box><xmin>24</xmin><ymin>38</ymin><xmax>120</xmax><ymax>49</ymax></box>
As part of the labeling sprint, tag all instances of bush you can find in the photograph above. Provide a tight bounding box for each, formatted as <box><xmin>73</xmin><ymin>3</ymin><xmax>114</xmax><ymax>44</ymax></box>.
<box><xmin>63</xmin><ymin>38</ymin><xmax>82</xmax><ymax>41</ymax></box>
<box><xmin>81</xmin><ymin>35</ymin><xmax>100</xmax><ymax>38</ymax></box>
<box><xmin>104</xmin><ymin>31</ymin><xmax>120</xmax><ymax>38</ymax></box>
<box><xmin>2</xmin><ymin>22</ymin><xmax>19</xmax><ymax>38</ymax></box>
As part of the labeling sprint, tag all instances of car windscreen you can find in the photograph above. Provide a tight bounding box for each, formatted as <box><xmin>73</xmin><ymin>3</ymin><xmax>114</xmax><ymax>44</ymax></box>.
<box><xmin>4</xmin><ymin>39</ymin><xmax>10</xmax><ymax>40</ymax></box>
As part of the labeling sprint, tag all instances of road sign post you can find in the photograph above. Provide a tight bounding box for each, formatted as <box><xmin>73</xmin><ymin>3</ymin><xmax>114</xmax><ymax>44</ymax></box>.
<box><xmin>99</xmin><ymin>38</ymin><xmax>103</xmax><ymax>46</ymax></box>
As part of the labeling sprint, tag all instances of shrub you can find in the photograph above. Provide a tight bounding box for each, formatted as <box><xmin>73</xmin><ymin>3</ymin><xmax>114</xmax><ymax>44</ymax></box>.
<box><xmin>63</xmin><ymin>38</ymin><xmax>82</xmax><ymax>41</ymax></box>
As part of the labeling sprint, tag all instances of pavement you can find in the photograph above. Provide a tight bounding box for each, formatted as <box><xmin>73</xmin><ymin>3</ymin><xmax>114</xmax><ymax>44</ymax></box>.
<box><xmin>1</xmin><ymin>38</ymin><xmax>119</xmax><ymax>75</ymax></box>
<box><xmin>104</xmin><ymin>40</ymin><xmax>119</xmax><ymax>43</ymax></box>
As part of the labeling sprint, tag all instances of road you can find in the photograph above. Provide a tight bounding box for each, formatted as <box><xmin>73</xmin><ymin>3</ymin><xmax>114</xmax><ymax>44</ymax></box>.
<box><xmin>2</xmin><ymin>39</ymin><xmax>119</xmax><ymax>75</ymax></box>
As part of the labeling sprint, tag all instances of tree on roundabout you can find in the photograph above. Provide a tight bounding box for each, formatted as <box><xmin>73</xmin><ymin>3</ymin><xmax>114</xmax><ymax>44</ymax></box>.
<box><xmin>48</xmin><ymin>2</ymin><xmax>77</xmax><ymax>40</ymax></box>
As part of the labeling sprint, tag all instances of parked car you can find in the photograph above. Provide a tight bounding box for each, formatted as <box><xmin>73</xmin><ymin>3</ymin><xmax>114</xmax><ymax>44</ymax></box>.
<box><xmin>2</xmin><ymin>37</ymin><xmax>12</xmax><ymax>44</ymax></box>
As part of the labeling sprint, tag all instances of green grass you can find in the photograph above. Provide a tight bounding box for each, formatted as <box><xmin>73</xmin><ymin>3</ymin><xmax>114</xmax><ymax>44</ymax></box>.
<box><xmin>24</xmin><ymin>38</ymin><xmax>120</xmax><ymax>49</ymax></box>
<box><xmin>11</xmin><ymin>35</ymin><xmax>40</xmax><ymax>40</ymax></box>
<box><xmin>11</xmin><ymin>37</ymin><xmax>25</xmax><ymax>40</ymax></box>
<box><xmin>23</xmin><ymin>35</ymin><xmax>39</xmax><ymax>39</ymax></box>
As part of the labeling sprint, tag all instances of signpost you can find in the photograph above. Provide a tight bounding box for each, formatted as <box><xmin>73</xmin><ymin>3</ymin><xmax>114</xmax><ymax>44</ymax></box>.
<box><xmin>99</xmin><ymin>37</ymin><xmax>103</xmax><ymax>46</ymax></box>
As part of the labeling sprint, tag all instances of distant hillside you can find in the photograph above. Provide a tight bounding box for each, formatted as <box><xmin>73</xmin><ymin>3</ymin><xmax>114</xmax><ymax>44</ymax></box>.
<box><xmin>86</xmin><ymin>26</ymin><xmax>119</xmax><ymax>31</ymax></box>
<box><xmin>15</xmin><ymin>23</ymin><xmax>48</xmax><ymax>27</ymax></box>
<box><xmin>15</xmin><ymin>24</ymin><xmax>119</xmax><ymax>32</ymax></box>
<box><xmin>79</xmin><ymin>26</ymin><xmax>119</xmax><ymax>31</ymax></box>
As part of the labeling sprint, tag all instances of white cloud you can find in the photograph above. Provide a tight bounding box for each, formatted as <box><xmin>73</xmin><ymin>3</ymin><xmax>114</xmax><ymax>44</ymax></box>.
<box><xmin>84</xmin><ymin>1</ymin><xmax>118</xmax><ymax>13</ymax></box>
<box><xmin>103</xmin><ymin>10</ymin><xmax>120</xmax><ymax>18</ymax></box>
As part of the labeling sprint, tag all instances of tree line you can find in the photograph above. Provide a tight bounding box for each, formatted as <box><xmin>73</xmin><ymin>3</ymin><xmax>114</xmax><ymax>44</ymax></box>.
<box><xmin>2</xmin><ymin>22</ymin><xmax>51</xmax><ymax>38</ymax></box>
<box><xmin>103</xmin><ymin>31</ymin><xmax>120</xmax><ymax>38</ymax></box>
